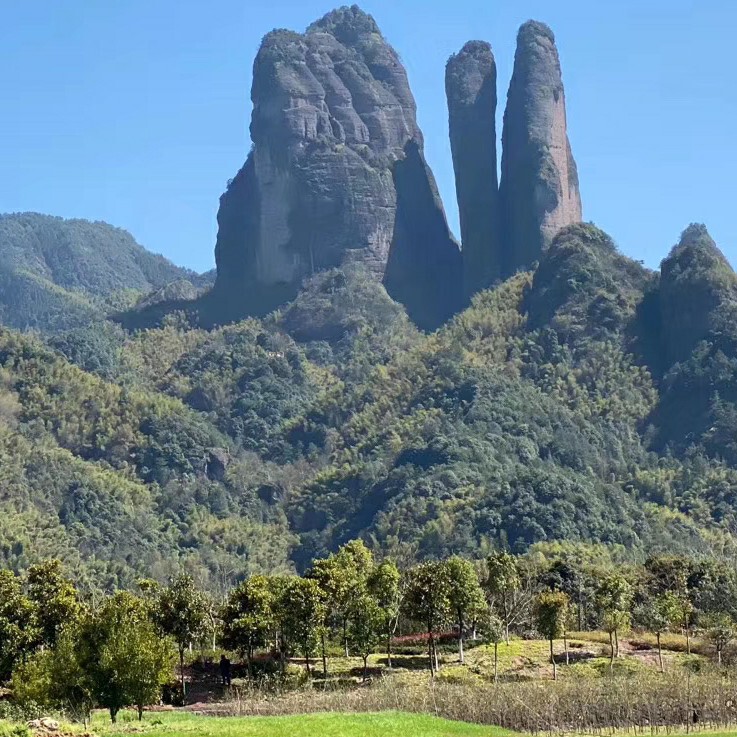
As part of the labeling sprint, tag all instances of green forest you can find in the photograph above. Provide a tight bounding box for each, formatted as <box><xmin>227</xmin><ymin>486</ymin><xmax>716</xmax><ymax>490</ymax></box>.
<box><xmin>1</xmin><ymin>219</ymin><xmax>737</xmax><ymax>590</ymax></box>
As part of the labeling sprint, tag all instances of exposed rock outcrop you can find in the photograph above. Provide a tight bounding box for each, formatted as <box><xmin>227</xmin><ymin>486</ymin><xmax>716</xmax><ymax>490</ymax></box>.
<box><xmin>446</xmin><ymin>41</ymin><xmax>501</xmax><ymax>298</ymax></box>
<box><xmin>499</xmin><ymin>21</ymin><xmax>582</xmax><ymax>276</ymax></box>
<box><xmin>214</xmin><ymin>5</ymin><xmax>461</xmax><ymax>329</ymax></box>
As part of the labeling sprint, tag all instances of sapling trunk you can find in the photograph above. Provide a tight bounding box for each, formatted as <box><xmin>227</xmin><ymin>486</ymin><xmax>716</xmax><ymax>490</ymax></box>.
<box><xmin>321</xmin><ymin>631</ymin><xmax>328</xmax><ymax>678</ymax></box>
<box><xmin>550</xmin><ymin>638</ymin><xmax>557</xmax><ymax>681</ymax></box>
<box><xmin>179</xmin><ymin>647</ymin><xmax>186</xmax><ymax>697</ymax></box>
<box><xmin>657</xmin><ymin>631</ymin><xmax>664</xmax><ymax>673</ymax></box>
<box><xmin>609</xmin><ymin>631</ymin><xmax>615</xmax><ymax>671</ymax></box>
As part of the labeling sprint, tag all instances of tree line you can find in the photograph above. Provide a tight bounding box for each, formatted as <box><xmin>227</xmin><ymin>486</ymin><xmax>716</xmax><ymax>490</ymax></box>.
<box><xmin>4</xmin><ymin>543</ymin><xmax>737</xmax><ymax>722</ymax></box>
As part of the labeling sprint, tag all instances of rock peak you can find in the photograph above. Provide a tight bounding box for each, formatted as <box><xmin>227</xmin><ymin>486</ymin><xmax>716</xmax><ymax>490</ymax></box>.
<box><xmin>214</xmin><ymin>6</ymin><xmax>461</xmax><ymax>329</ymax></box>
<box><xmin>499</xmin><ymin>19</ymin><xmax>582</xmax><ymax>276</ymax></box>
<box><xmin>308</xmin><ymin>5</ymin><xmax>381</xmax><ymax>38</ymax></box>
<box><xmin>518</xmin><ymin>19</ymin><xmax>556</xmax><ymax>44</ymax></box>
<box><xmin>446</xmin><ymin>39</ymin><xmax>500</xmax><ymax>298</ymax></box>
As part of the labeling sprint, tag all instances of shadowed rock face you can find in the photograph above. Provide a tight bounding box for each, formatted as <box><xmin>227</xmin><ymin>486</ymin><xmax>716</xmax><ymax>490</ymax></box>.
<box><xmin>500</xmin><ymin>21</ymin><xmax>582</xmax><ymax>276</ymax></box>
<box><xmin>214</xmin><ymin>5</ymin><xmax>461</xmax><ymax>329</ymax></box>
<box><xmin>446</xmin><ymin>41</ymin><xmax>501</xmax><ymax>299</ymax></box>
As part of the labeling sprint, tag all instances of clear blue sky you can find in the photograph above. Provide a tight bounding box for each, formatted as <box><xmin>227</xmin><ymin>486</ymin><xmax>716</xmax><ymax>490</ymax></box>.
<box><xmin>2</xmin><ymin>0</ymin><xmax>735</xmax><ymax>273</ymax></box>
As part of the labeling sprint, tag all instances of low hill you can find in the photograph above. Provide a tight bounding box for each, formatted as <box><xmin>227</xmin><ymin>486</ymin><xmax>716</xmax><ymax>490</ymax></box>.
<box><xmin>0</xmin><ymin>213</ymin><xmax>211</xmax><ymax>332</ymax></box>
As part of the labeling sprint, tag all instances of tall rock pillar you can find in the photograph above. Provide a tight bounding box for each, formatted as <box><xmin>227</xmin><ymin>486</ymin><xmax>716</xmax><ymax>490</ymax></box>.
<box><xmin>446</xmin><ymin>41</ymin><xmax>502</xmax><ymax>299</ymax></box>
<box><xmin>499</xmin><ymin>21</ymin><xmax>582</xmax><ymax>276</ymax></box>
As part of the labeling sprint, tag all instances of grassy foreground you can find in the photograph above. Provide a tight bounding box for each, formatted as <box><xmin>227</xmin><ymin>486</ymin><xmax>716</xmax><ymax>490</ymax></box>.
<box><xmin>92</xmin><ymin>711</ymin><xmax>515</xmax><ymax>737</ymax></box>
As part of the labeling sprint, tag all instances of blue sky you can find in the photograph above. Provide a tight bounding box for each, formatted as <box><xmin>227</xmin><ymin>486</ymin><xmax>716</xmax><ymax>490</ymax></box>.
<box><xmin>1</xmin><ymin>0</ymin><xmax>735</xmax><ymax>273</ymax></box>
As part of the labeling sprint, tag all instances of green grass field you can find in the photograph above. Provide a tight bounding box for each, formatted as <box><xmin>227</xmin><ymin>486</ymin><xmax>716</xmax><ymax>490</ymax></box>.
<box><xmin>91</xmin><ymin>711</ymin><xmax>515</xmax><ymax>737</ymax></box>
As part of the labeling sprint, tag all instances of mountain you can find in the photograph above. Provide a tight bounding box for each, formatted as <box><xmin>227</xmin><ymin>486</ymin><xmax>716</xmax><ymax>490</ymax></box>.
<box><xmin>212</xmin><ymin>6</ymin><xmax>462</xmax><ymax>330</ymax></box>
<box><xmin>446</xmin><ymin>41</ymin><xmax>501</xmax><ymax>299</ymax></box>
<box><xmin>2</xmin><ymin>8</ymin><xmax>736</xmax><ymax>589</ymax></box>
<box><xmin>210</xmin><ymin>11</ymin><xmax>584</xmax><ymax>331</ymax></box>
<box><xmin>499</xmin><ymin>21</ymin><xmax>582</xmax><ymax>278</ymax></box>
<box><xmin>3</xmin><ymin>222</ymin><xmax>737</xmax><ymax>588</ymax></box>
<box><xmin>0</xmin><ymin>213</ymin><xmax>211</xmax><ymax>332</ymax></box>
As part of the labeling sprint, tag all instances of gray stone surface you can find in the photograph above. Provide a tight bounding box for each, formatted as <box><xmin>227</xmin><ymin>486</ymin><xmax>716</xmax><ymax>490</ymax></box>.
<box><xmin>214</xmin><ymin>6</ymin><xmax>461</xmax><ymax>329</ymax></box>
<box><xmin>499</xmin><ymin>21</ymin><xmax>582</xmax><ymax>276</ymax></box>
<box><xmin>446</xmin><ymin>41</ymin><xmax>501</xmax><ymax>298</ymax></box>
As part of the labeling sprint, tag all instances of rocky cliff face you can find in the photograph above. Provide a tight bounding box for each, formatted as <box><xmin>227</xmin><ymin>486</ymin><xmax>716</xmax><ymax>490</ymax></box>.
<box><xmin>214</xmin><ymin>6</ymin><xmax>461</xmax><ymax>329</ymax></box>
<box><xmin>445</xmin><ymin>41</ymin><xmax>501</xmax><ymax>298</ymax></box>
<box><xmin>499</xmin><ymin>21</ymin><xmax>582</xmax><ymax>276</ymax></box>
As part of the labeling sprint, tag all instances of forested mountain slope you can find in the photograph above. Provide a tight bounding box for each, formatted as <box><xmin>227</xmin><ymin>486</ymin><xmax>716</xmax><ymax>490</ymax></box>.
<box><xmin>2</xmin><ymin>222</ymin><xmax>737</xmax><ymax>589</ymax></box>
<box><xmin>0</xmin><ymin>213</ymin><xmax>212</xmax><ymax>332</ymax></box>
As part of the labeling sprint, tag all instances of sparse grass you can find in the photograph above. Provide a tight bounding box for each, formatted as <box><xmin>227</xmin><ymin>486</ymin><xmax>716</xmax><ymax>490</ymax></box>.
<box><xmin>90</xmin><ymin>710</ymin><xmax>515</xmax><ymax>737</ymax></box>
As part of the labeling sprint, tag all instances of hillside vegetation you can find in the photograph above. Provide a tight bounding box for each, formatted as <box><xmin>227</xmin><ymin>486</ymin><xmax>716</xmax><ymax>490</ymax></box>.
<box><xmin>0</xmin><ymin>220</ymin><xmax>737</xmax><ymax>583</ymax></box>
<box><xmin>0</xmin><ymin>213</ymin><xmax>211</xmax><ymax>332</ymax></box>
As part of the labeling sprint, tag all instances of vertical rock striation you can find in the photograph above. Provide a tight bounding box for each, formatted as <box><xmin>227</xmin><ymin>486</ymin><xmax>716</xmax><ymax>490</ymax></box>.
<box><xmin>499</xmin><ymin>21</ymin><xmax>582</xmax><ymax>276</ymax></box>
<box><xmin>214</xmin><ymin>6</ymin><xmax>461</xmax><ymax>329</ymax></box>
<box><xmin>446</xmin><ymin>41</ymin><xmax>501</xmax><ymax>299</ymax></box>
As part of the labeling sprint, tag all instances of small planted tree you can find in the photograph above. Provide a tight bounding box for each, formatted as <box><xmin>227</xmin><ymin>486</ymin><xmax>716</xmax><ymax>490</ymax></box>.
<box><xmin>486</xmin><ymin>612</ymin><xmax>504</xmax><ymax>684</ymax></box>
<box><xmin>596</xmin><ymin>573</ymin><xmax>633</xmax><ymax>670</ymax></box>
<box><xmin>92</xmin><ymin>592</ymin><xmax>174</xmax><ymax>722</ymax></box>
<box><xmin>445</xmin><ymin>556</ymin><xmax>486</xmax><ymax>664</ymax></box>
<box><xmin>347</xmin><ymin>593</ymin><xmax>383</xmax><ymax>680</ymax></box>
<box><xmin>534</xmin><ymin>591</ymin><xmax>569</xmax><ymax>680</ymax></box>
<box><xmin>485</xmin><ymin>552</ymin><xmax>522</xmax><ymax>644</ymax></box>
<box><xmin>282</xmin><ymin>577</ymin><xmax>326</xmax><ymax>675</ymax></box>
<box><xmin>634</xmin><ymin>592</ymin><xmax>680</xmax><ymax>672</ymax></box>
<box><xmin>405</xmin><ymin>562</ymin><xmax>451</xmax><ymax>675</ymax></box>
<box><xmin>704</xmin><ymin>613</ymin><xmax>735</xmax><ymax>667</ymax></box>
<box><xmin>368</xmin><ymin>560</ymin><xmax>402</xmax><ymax>669</ymax></box>
<box><xmin>155</xmin><ymin>573</ymin><xmax>208</xmax><ymax>697</ymax></box>
<box><xmin>221</xmin><ymin>575</ymin><xmax>274</xmax><ymax>677</ymax></box>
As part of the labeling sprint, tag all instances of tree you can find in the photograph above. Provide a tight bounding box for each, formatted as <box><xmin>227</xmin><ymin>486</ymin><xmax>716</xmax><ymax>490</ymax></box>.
<box><xmin>11</xmin><ymin>625</ymin><xmax>94</xmax><ymax>726</ymax></box>
<box><xmin>486</xmin><ymin>612</ymin><xmax>504</xmax><ymax>684</ymax></box>
<box><xmin>308</xmin><ymin>540</ymin><xmax>374</xmax><ymax>659</ymax></box>
<box><xmin>645</xmin><ymin>555</ymin><xmax>694</xmax><ymax>653</ymax></box>
<box><xmin>267</xmin><ymin>575</ymin><xmax>292</xmax><ymax>672</ymax></box>
<box><xmin>541</xmin><ymin>555</ymin><xmax>599</xmax><ymax>631</ymax></box>
<box><xmin>596</xmin><ymin>573</ymin><xmax>633</xmax><ymax>669</ymax></box>
<box><xmin>281</xmin><ymin>577</ymin><xmax>326</xmax><ymax>675</ymax></box>
<box><xmin>405</xmin><ymin>562</ymin><xmax>451</xmax><ymax>675</ymax></box>
<box><xmin>0</xmin><ymin>569</ymin><xmax>36</xmax><ymax>679</ymax></box>
<box><xmin>445</xmin><ymin>556</ymin><xmax>486</xmax><ymax>664</ymax></box>
<box><xmin>634</xmin><ymin>592</ymin><xmax>680</xmax><ymax>672</ymax></box>
<box><xmin>368</xmin><ymin>559</ymin><xmax>402</xmax><ymax>669</ymax></box>
<box><xmin>534</xmin><ymin>591</ymin><xmax>569</xmax><ymax>680</ymax></box>
<box><xmin>13</xmin><ymin>593</ymin><xmax>172</xmax><ymax>724</ymax></box>
<box><xmin>26</xmin><ymin>560</ymin><xmax>81</xmax><ymax>650</ymax></box>
<box><xmin>704</xmin><ymin>613</ymin><xmax>735</xmax><ymax>667</ymax></box>
<box><xmin>485</xmin><ymin>552</ymin><xmax>523</xmax><ymax>644</ymax></box>
<box><xmin>221</xmin><ymin>575</ymin><xmax>274</xmax><ymax>677</ymax></box>
<box><xmin>155</xmin><ymin>573</ymin><xmax>208</xmax><ymax>697</ymax></box>
<box><xmin>347</xmin><ymin>593</ymin><xmax>383</xmax><ymax>680</ymax></box>
<box><xmin>90</xmin><ymin>593</ymin><xmax>173</xmax><ymax>722</ymax></box>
